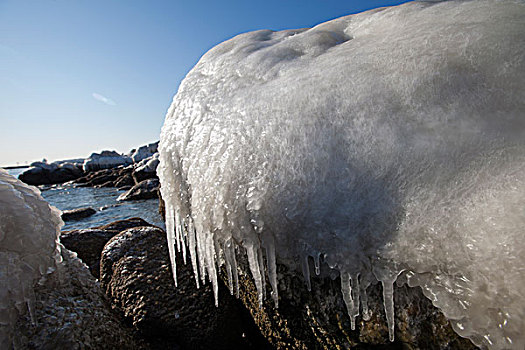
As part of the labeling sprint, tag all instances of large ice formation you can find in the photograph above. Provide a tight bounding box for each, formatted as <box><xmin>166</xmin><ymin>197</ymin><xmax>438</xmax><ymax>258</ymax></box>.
<box><xmin>158</xmin><ymin>1</ymin><xmax>525</xmax><ymax>348</ymax></box>
<box><xmin>0</xmin><ymin>169</ymin><xmax>63</xmax><ymax>348</ymax></box>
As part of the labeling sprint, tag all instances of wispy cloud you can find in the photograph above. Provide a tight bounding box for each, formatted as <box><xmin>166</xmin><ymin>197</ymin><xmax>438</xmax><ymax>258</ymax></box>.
<box><xmin>92</xmin><ymin>92</ymin><xmax>116</xmax><ymax>106</ymax></box>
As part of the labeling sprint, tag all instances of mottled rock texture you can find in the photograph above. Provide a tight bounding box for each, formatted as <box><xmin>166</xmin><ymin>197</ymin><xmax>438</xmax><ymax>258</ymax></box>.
<box><xmin>60</xmin><ymin>217</ymin><xmax>154</xmax><ymax>278</ymax></box>
<box><xmin>100</xmin><ymin>226</ymin><xmax>270</xmax><ymax>350</ymax></box>
<box><xmin>222</xmin><ymin>256</ymin><xmax>478</xmax><ymax>350</ymax></box>
<box><xmin>13</xmin><ymin>247</ymin><xmax>144</xmax><ymax>350</ymax></box>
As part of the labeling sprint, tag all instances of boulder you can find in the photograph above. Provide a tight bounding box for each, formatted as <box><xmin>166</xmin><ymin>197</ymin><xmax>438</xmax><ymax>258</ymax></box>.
<box><xmin>222</xmin><ymin>257</ymin><xmax>477</xmax><ymax>349</ymax></box>
<box><xmin>74</xmin><ymin>167</ymin><xmax>133</xmax><ymax>188</ymax></box>
<box><xmin>61</xmin><ymin>207</ymin><xmax>96</xmax><ymax>221</ymax></box>
<box><xmin>60</xmin><ymin>217</ymin><xmax>154</xmax><ymax>278</ymax></box>
<box><xmin>100</xmin><ymin>226</ymin><xmax>269</xmax><ymax>349</ymax></box>
<box><xmin>130</xmin><ymin>141</ymin><xmax>159</xmax><ymax>163</ymax></box>
<box><xmin>83</xmin><ymin>151</ymin><xmax>132</xmax><ymax>172</ymax></box>
<box><xmin>132</xmin><ymin>153</ymin><xmax>159</xmax><ymax>183</ymax></box>
<box><xmin>19</xmin><ymin>162</ymin><xmax>84</xmax><ymax>186</ymax></box>
<box><xmin>117</xmin><ymin>178</ymin><xmax>159</xmax><ymax>201</ymax></box>
<box><xmin>13</xmin><ymin>247</ymin><xmax>145</xmax><ymax>350</ymax></box>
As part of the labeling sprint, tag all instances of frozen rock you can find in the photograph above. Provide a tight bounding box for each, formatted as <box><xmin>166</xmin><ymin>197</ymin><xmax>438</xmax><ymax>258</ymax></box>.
<box><xmin>0</xmin><ymin>169</ymin><xmax>63</xmax><ymax>348</ymax></box>
<box><xmin>0</xmin><ymin>169</ymin><xmax>142</xmax><ymax>349</ymax></box>
<box><xmin>130</xmin><ymin>141</ymin><xmax>159</xmax><ymax>163</ymax></box>
<box><xmin>158</xmin><ymin>1</ymin><xmax>525</xmax><ymax>349</ymax></box>
<box><xmin>133</xmin><ymin>153</ymin><xmax>159</xmax><ymax>183</ymax></box>
<box><xmin>117</xmin><ymin>178</ymin><xmax>160</xmax><ymax>201</ymax></box>
<box><xmin>83</xmin><ymin>150</ymin><xmax>132</xmax><ymax>172</ymax></box>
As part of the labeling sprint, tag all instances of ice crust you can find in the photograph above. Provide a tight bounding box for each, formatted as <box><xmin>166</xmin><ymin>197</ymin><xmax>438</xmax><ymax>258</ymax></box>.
<box><xmin>158</xmin><ymin>1</ymin><xmax>525</xmax><ymax>348</ymax></box>
<box><xmin>0</xmin><ymin>169</ymin><xmax>63</xmax><ymax>348</ymax></box>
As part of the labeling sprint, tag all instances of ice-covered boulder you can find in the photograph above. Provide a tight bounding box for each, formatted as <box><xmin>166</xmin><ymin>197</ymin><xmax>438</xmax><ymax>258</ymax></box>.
<box><xmin>83</xmin><ymin>150</ymin><xmax>132</xmax><ymax>172</ymax></box>
<box><xmin>0</xmin><ymin>168</ymin><xmax>63</xmax><ymax>347</ymax></box>
<box><xmin>133</xmin><ymin>152</ymin><xmax>160</xmax><ymax>183</ymax></box>
<box><xmin>158</xmin><ymin>1</ymin><xmax>525</xmax><ymax>349</ymax></box>
<box><xmin>130</xmin><ymin>141</ymin><xmax>159</xmax><ymax>163</ymax></box>
<box><xmin>0</xmin><ymin>169</ymin><xmax>142</xmax><ymax>349</ymax></box>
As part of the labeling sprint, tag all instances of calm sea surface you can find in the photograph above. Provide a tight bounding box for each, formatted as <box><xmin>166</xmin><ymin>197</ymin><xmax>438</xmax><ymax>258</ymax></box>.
<box><xmin>6</xmin><ymin>168</ymin><xmax>165</xmax><ymax>231</ymax></box>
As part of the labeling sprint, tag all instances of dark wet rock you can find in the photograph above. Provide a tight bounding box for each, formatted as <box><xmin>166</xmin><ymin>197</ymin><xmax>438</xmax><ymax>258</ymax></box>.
<box><xmin>158</xmin><ymin>196</ymin><xmax>166</xmax><ymax>221</ymax></box>
<box><xmin>100</xmin><ymin>226</ymin><xmax>270</xmax><ymax>350</ymax></box>
<box><xmin>61</xmin><ymin>207</ymin><xmax>96</xmax><ymax>221</ymax></box>
<box><xmin>74</xmin><ymin>167</ymin><xmax>133</xmax><ymax>188</ymax></box>
<box><xmin>95</xmin><ymin>217</ymin><xmax>153</xmax><ymax>232</ymax></box>
<box><xmin>117</xmin><ymin>178</ymin><xmax>160</xmax><ymax>201</ymax></box>
<box><xmin>13</xmin><ymin>247</ymin><xmax>145</xmax><ymax>350</ymax></box>
<box><xmin>60</xmin><ymin>218</ymin><xmax>154</xmax><ymax>278</ymax></box>
<box><xmin>223</xmin><ymin>257</ymin><xmax>477</xmax><ymax>350</ymax></box>
<box><xmin>132</xmin><ymin>168</ymin><xmax>158</xmax><ymax>184</ymax></box>
<box><xmin>114</xmin><ymin>173</ymin><xmax>135</xmax><ymax>188</ymax></box>
<box><xmin>19</xmin><ymin>164</ymin><xmax>84</xmax><ymax>186</ymax></box>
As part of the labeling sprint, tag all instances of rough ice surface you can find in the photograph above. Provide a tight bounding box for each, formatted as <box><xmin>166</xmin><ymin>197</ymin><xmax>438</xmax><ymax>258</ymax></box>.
<box><xmin>0</xmin><ymin>169</ymin><xmax>63</xmax><ymax>348</ymax></box>
<box><xmin>158</xmin><ymin>1</ymin><xmax>525</xmax><ymax>348</ymax></box>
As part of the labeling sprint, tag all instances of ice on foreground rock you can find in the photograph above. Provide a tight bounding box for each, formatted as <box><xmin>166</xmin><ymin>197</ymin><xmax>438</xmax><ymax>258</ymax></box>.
<box><xmin>158</xmin><ymin>0</ymin><xmax>525</xmax><ymax>348</ymax></box>
<box><xmin>0</xmin><ymin>169</ymin><xmax>63</xmax><ymax>348</ymax></box>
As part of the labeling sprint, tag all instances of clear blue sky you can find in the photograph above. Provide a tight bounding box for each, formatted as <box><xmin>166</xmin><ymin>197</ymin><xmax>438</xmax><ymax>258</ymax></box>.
<box><xmin>0</xmin><ymin>0</ymin><xmax>410</xmax><ymax>166</ymax></box>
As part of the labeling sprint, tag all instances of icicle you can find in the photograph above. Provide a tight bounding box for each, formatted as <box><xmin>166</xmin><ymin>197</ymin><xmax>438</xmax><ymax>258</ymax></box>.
<box><xmin>314</xmin><ymin>252</ymin><xmax>321</xmax><ymax>275</ymax></box>
<box><xmin>257</xmin><ymin>247</ymin><xmax>266</xmax><ymax>301</ymax></box>
<box><xmin>247</xmin><ymin>244</ymin><xmax>264</xmax><ymax>306</ymax></box>
<box><xmin>187</xmin><ymin>219</ymin><xmax>200</xmax><ymax>288</ymax></box>
<box><xmin>351</xmin><ymin>273</ymin><xmax>360</xmax><ymax>327</ymax></box>
<box><xmin>206</xmin><ymin>234</ymin><xmax>219</xmax><ymax>306</ymax></box>
<box><xmin>301</xmin><ymin>255</ymin><xmax>312</xmax><ymax>291</ymax></box>
<box><xmin>341</xmin><ymin>272</ymin><xmax>355</xmax><ymax>329</ymax></box>
<box><xmin>233</xmin><ymin>246</ymin><xmax>240</xmax><ymax>298</ymax></box>
<box><xmin>341</xmin><ymin>272</ymin><xmax>360</xmax><ymax>330</ymax></box>
<box><xmin>361</xmin><ymin>280</ymin><xmax>371</xmax><ymax>321</ymax></box>
<box><xmin>264</xmin><ymin>234</ymin><xmax>279</xmax><ymax>307</ymax></box>
<box><xmin>224</xmin><ymin>239</ymin><xmax>234</xmax><ymax>295</ymax></box>
<box><xmin>175</xmin><ymin>211</ymin><xmax>182</xmax><ymax>253</ymax></box>
<box><xmin>196</xmin><ymin>226</ymin><xmax>208</xmax><ymax>285</ymax></box>
<box><xmin>382</xmin><ymin>279</ymin><xmax>396</xmax><ymax>342</ymax></box>
<box><xmin>176</xmin><ymin>212</ymin><xmax>187</xmax><ymax>264</ymax></box>
<box><xmin>165</xmin><ymin>203</ymin><xmax>178</xmax><ymax>287</ymax></box>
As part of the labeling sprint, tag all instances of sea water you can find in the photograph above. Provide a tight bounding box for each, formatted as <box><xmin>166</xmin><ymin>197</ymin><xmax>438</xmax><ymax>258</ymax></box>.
<box><xmin>5</xmin><ymin>168</ymin><xmax>165</xmax><ymax>231</ymax></box>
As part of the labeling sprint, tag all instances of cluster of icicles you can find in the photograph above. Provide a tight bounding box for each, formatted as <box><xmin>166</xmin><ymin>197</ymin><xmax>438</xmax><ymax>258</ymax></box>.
<box><xmin>160</xmin><ymin>191</ymin><xmax>400</xmax><ymax>341</ymax></box>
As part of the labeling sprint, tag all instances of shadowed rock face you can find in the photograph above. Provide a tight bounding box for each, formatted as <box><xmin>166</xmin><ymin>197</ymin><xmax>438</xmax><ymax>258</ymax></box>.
<box><xmin>117</xmin><ymin>178</ymin><xmax>160</xmax><ymax>201</ymax></box>
<box><xmin>100</xmin><ymin>226</ymin><xmax>271</xmax><ymax>350</ymax></box>
<box><xmin>13</xmin><ymin>248</ymin><xmax>145</xmax><ymax>350</ymax></box>
<box><xmin>60</xmin><ymin>217</ymin><xmax>154</xmax><ymax>278</ymax></box>
<box><xmin>223</xmin><ymin>257</ymin><xmax>477</xmax><ymax>350</ymax></box>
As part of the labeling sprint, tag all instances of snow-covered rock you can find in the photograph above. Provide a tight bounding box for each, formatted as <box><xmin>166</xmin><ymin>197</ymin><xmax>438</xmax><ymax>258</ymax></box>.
<box><xmin>130</xmin><ymin>141</ymin><xmax>159</xmax><ymax>163</ymax></box>
<box><xmin>158</xmin><ymin>1</ymin><xmax>525</xmax><ymax>349</ymax></box>
<box><xmin>133</xmin><ymin>153</ymin><xmax>160</xmax><ymax>183</ymax></box>
<box><xmin>83</xmin><ymin>150</ymin><xmax>132</xmax><ymax>172</ymax></box>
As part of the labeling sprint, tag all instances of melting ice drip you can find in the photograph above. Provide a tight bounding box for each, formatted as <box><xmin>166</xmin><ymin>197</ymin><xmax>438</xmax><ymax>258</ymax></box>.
<box><xmin>0</xmin><ymin>169</ymin><xmax>64</xmax><ymax>348</ymax></box>
<box><xmin>158</xmin><ymin>1</ymin><xmax>525</xmax><ymax>348</ymax></box>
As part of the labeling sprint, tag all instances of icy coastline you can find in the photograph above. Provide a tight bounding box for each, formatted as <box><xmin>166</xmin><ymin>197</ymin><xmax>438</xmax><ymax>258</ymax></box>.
<box><xmin>158</xmin><ymin>0</ymin><xmax>525</xmax><ymax>348</ymax></box>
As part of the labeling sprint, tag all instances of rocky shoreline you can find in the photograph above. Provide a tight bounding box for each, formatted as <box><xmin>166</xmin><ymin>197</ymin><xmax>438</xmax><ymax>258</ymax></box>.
<box><xmin>18</xmin><ymin>141</ymin><xmax>161</xmax><ymax>202</ymax></box>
